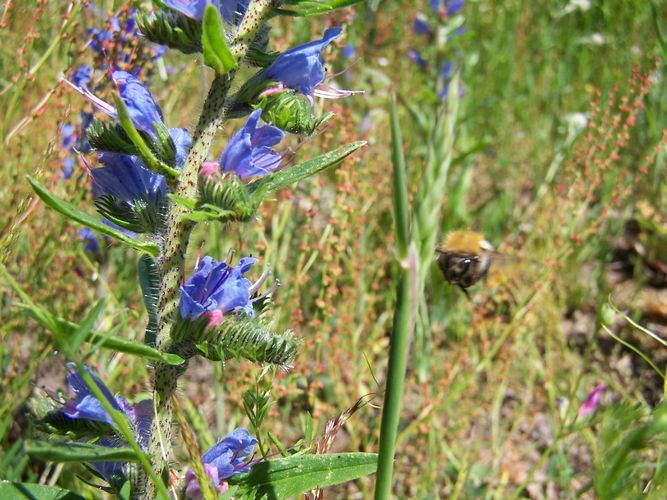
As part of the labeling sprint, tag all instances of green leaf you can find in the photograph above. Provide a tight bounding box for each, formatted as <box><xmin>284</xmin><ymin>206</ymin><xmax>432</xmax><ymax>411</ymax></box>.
<box><xmin>0</xmin><ymin>481</ymin><xmax>85</xmax><ymax>500</ymax></box>
<box><xmin>168</xmin><ymin>194</ymin><xmax>199</xmax><ymax>210</ymax></box>
<box><xmin>112</xmin><ymin>93</ymin><xmax>180</xmax><ymax>179</ymax></box>
<box><xmin>14</xmin><ymin>299</ymin><xmax>183</xmax><ymax>365</ymax></box>
<box><xmin>202</xmin><ymin>4</ymin><xmax>236</xmax><ymax>74</ymax></box>
<box><xmin>247</xmin><ymin>141</ymin><xmax>366</xmax><ymax>195</ymax></box>
<box><xmin>25</xmin><ymin>440</ymin><xmax>138</xmax><ymax>463</ymax></box>
<box><xmin>227</xmin><ymin>453</ymin><xmax>378</xmax><ymax>498</ymax></box>
<box><xmin>60</xmin><ymin>318</ymin><xmax>184</xmax><ymax>365</ymax></box>
<box><xmin>272</xmin><ymin>0</ymin><xmax>366</xmax><ymax>17</ymax></box>
<box><xmin>69</xmin><ymin>299</ymin><xmax>106</xmax><ymax>356</ymax></box>
<box><xmin>27</xmin><ymin>176</ymin><xmax>160</xmax><ymax>257</ymax></box>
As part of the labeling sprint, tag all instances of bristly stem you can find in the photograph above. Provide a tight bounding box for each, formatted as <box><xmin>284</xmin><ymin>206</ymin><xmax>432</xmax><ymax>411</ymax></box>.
<box><xmin>140</xmin><ymin>1</ymin><xmax>274</xmax><ymax>497</ymax></box>
<box><xmin>374</xmin><ymin>96</ymin><xmax>415</xmax><ymax>499</ymax></box>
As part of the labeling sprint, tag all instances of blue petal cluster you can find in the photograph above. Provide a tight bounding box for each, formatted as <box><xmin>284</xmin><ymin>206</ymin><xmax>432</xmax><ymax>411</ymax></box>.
<box><xmin>184</xmin><ymin>428</ymin><xmax>257</xmax><ymax>498</ymax></box>
<box><xmin>219</xmin><ymin>109</ymin><xmax>284</xmax><ymax>179</ymax></box>
<box><xmin>179</xmin><ymin>256</ymin><xmax>257</xmax><ymax>321</ymax></box>
<box><xmin>163</xmin><ymin>0</ymin><xmax>250</xmax><ymax>24</ymax></box>
<box><xmin>91</xmin><ymin>153</ymin><xmax>167</xmax><ymax>203</ymax></box>
<box><xmin>68</xmin><ymin>71</ymin><xmax>187</xmax><ymax>143</ymax></box>
<box><xmin>262</xmin><ymin>27</ymin><xmax>342</xmax><ymax>96</ymax></box>
<box><xmin>430</xmin><ymin>0</ymin><xmax>465</xmax><ymax>15</ymax></box>
<box><xmin>60</xmin><ymin>364</ymin><xmax>153</xmax><ymax>486</ymax></box>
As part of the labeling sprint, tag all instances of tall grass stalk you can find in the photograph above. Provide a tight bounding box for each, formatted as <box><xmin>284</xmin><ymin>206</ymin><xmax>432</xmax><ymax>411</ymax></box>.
<box><xmin>411</xmin><ymin>76</ymin><xmax>460</xmax><ymax>383</ymax></box>
<box><xmin>375</xmin><ymin>95</ymin><xmax>415</xmax><ymax>499</ymax></box>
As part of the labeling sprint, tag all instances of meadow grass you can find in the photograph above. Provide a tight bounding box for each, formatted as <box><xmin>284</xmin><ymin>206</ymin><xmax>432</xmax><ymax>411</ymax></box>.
<box><xmin>1</xmin><ymin>0</ymin><xmax>666</xmax><ymax>497</ymax></box>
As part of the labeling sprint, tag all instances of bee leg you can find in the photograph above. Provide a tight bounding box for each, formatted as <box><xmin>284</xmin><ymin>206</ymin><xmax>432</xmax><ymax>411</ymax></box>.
<box><xmin>458</xmin><ymin>285</ymin><xmax>471</xmax><ymax>301</ymax></box>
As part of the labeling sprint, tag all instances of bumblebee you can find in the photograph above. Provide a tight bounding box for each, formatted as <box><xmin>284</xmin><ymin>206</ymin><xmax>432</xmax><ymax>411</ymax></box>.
<box><xmin>435</xmin><ymin>230</ymin><xmax>494</xmax><ymax>298</ymax></box>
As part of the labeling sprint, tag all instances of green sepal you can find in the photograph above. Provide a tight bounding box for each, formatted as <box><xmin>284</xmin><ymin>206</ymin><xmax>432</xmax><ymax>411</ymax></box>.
<box><xmin>136</xmin><ymin>9</ymin><xmax>202</xmax><ymax>54</ymax></box>
<box><xmin>86</xmin><ymin>118</ymin><xmax>178</xmax><ymax>170</ymax></box>
<box><xmin>168</xmin><ymin>194</ymin><xmax>199</xmax><ymax>210</ymax></box>
<box><xmin>0</xmin><ymin>481</ymin><xmax>85</xmax><ymax>500</ymax></box>
<box><xmin>202</xmin><ymin>4</ymin><xmax>236</xmax><ymax>75</ymax></box>
<box><xmin>27</xmin><ymin>176</ymin><xmax>160</xmax><ymax>257</ymax></box>
<box><xmin>112</xmin><ymin>93</ymin><xmax>180</xmax><ymax>179</ymax></box>
<box><xmin>138</xmin><ymin>255</ymin><xmax>160</xmax><ymax>347</ymax></box>
<box><xmin>34</xmin><ymin>410</ymin><xmax>115</xmax><ymax>440</ymax></box>
<box><xmin>199</xmin><ymin>316</ymin><xmax>299</xmax><ymax>368</ymax></box>
<box><xmin>25</xmin><ymin>440</ymin><xmax>138</xmax><ymax>463</ymax></box>
<box><xmin>225</xmin><ymin>453</ymin><xmax>378</xmax><ymax>498</ymax></box>
<box><xmin>257</xmin><ymin>90</ymin><xmax>333</xmax><ymax>135</ymax></box>
<box><xmin>86</xmin><ymin>119</ymin><xmax>136</xmax><ymax>155</ymax></box>
<box><xmin>271</xmin><ymin>0</ymin><xmax>366</xmax><ymax>17</ymax></box>
<box><xmin>94</xmin><ymin>191</ymin><xmax>168</xmax><ymax>235</ymax></box>
<box><xmin>246</xmin><ymin>43</ymin><xmax>279</xmax><ymax>68</ymax></box>
<box><xmin>198</xmin><ymin>173</ymin><xmax>257</xmax><ymax>220</ymax></box>
<box><xmin>247</xmin><ymin>141</ymin><xmax>366</xmax><ymax>196</ymax></box>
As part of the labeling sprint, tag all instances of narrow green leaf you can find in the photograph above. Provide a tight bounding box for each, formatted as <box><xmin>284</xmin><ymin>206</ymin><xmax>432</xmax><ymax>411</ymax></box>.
<box><xmin>272</xmin><ymin>0</ymin><xmax>365</xmax><ymax>17</ymax></box>
<box><xmin>0</xmin><ymin>481</ymin><xmax>85</xmax><ymax>500</ymax></box>
<box><xmin>27</xmin><ymin>176</ymin><xmax>160</xmax><ymax>257</ymax></box>
<box><xmin>390</xmin><ymin>95</ymin><xmax>410</xmax><ymax>260</ymax></box>
<box><xmin>247</xmin><ymin>141</ymin><xmax>366</xmax><ymax>195</ymax></box>
<box><xmin>168</xmin><ymin>193</ymin><xmax>199</xmax><ymax>210</ymax></box>
<box><xmin>25</xmin><ymin>440</ymin><xmax>138</xmax><ymax>463</ymax></box>
<box><xmin>112</xmin><ymin>93</ymin><xmax>180</xmax><ymax>179</ymax></box>
<box><xmin>15</xmin><ymin>300</ymin><xmax>183</xmax><ymax>365</ymax></box>
<box><xmin>202</xmin><ymin>4</ymin><xmax>236</xmax><ymax>74</ymax></box>
<box><xmin>69</xmin><ymin>299</ymin><xmax>106</xmax><ymax>356</ymax></box>
<box><xmin>227</xmin><ymin>453</ymin><xmax>378</xmax><ymax>498</ymax></box>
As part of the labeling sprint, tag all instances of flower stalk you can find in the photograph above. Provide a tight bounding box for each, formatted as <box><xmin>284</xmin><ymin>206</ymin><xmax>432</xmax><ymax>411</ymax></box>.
<box><xmin>146</xmin><ymin>1</ymin><xmax>274</xmax><ymax>495</ymax></box>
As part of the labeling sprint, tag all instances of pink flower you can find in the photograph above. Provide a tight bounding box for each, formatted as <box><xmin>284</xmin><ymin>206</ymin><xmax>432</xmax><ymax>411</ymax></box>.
<box><xmin>579</xmin><ymin>383</ymin><xmax>606</xmax><ymax>417</ymax></box>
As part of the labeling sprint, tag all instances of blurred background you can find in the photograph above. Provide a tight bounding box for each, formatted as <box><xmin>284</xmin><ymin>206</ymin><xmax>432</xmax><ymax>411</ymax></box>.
<box><xmin>1</xmin><ymin>0</ymin><xmax>667</xmax><ymax>497</ymax></box>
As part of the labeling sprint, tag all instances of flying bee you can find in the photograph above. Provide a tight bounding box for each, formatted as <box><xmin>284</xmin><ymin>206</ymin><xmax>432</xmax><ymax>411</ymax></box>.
<box><xmin>435</xmin><ymin>230</ymin><xmax>494</xmax><ymax>299</ymax></box>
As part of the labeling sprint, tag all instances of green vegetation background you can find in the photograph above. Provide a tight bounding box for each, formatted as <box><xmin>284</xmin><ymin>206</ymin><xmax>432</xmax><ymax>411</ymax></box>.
<box><xmin>1</xmin><ymin>0</ymin><xmax>666</xmax><ymax>497</ymax></box>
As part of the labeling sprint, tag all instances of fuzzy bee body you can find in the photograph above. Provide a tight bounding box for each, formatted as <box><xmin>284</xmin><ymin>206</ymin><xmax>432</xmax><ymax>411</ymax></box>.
<box><xmin>436</xmin><ymin>230</ymin><xmax>494</xmax><ymax>297</ymax></box>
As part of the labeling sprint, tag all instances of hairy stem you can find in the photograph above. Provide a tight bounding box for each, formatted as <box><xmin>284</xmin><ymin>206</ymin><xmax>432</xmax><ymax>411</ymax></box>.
<box><xmin>138</xmin><ymin>2</ymin><xmax>274</xmax><ymax>497</ymax></box>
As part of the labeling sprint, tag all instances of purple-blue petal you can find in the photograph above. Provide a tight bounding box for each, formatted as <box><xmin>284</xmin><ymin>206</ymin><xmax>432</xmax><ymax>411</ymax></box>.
<box><xmin>413</xmin><ymin>16</ymin><xmax>431</xmax><ymax>35</ymax></box>
<box><xmin>92</xmin><ymin>153</ymin><xmax>167</xmax><ymax>203</ymax></box>
<box><xmin>202</xmin><ymin>428</ymin><xmax>257</xmax><ymax>480</ymax></box>
<box><xmin>112</xmin><ymin>70</ymin><xmax>164</xmax><ymax>137</ymax></box>
<box><xmin>163</xmin><ymin>0</ymin><xmax>249</xmax><ymax>24</ymax></box>
<box><xmin>169</xmin><ymin>127</ymin><xmax>192</xmax><ymax>168</ymax></box>
<box><xmin>220</xmin><ymin>109</ymin><xmax>283</xmax><ymax>179</ymax></box>
<box><xmin>264</xmin><ymin>27</ymin><xmax>342</xmax><ymax>96</ymax></box>
<box><xmin>179</xmin><ymin>256</ymin><xmax>256</xmax><ymax>320</ymax></box>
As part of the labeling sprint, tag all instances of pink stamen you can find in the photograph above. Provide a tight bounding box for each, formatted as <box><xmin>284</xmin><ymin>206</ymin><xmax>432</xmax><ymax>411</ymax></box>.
<box><xmin>62</xmin><ymin>79</ymin><xmax>117</xmax><ymax>117</ymax></box>
<box><xmin>199</xmin><ymin>161</ymin><xmax>220</xmax><ymax>178</ymax></box>
<box><xmin>206</xmin><ymin>310</ymin><xmax>224</xmax><ymax>328</ymax></box>
<box><xmin>259</xmin><ymin>83</ymin><xmax>287</xmax><ymax>98</ymax></box>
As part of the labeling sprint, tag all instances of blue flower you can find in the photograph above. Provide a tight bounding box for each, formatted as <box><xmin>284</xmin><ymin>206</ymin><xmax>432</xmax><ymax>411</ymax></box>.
<box><xmin>79</xmin><ymin>228</ymin><xmax>100</xmax><ymax>253</ymax></box>
<box><xmin>219</xmin><ymin>109</ymin><xmax>284</xmax><ymax>179</ymax></box>
<box><xmin>163</xmin><ymin>0</ymin><xmax>250</xmax><ymax>24</ymax></box>
<box><xmin>430</xmin><ymin>0</ymin><xmax>465</xmax><ymax>15</ymax></box>
<box><xmin>408</xmin><ymin>49</ymin><xmax>428</xmax><ymax>70</ymax></box>
<box><xmin>179</xmin><ymin>256</ymin><xmax>257</xmax><ymax>321</ymax></box>
<box><xmin>262</xmin><ymin>27</ymin><xmax>342</xmax><ymax>96</ymax></box>
<box><xmin>60</xmin><ymin>124</ymin><xmax>76</xmax><ymax>149</ymax></box>
<box><xmin>65</xmin><ymin>71</ymin><xmax>165</xmax><ymax>139</ymax></box>
<box><xmin>112</xmin><ymin>70</ymin><xmax>164</xmax><ymax>137</ymax></box>
<box><xmin>413</xmin><ymin>15</ymin><xmax>431</xmax><ymax>35</ymax></box>
<box><xmin>61</xmin><ymin>364</ymin><xmax>153</xmax><ymax>449</ymax></box>
<box><xmin>72</xmin><ymin>65</ymin><xmax>92</xmax><ymax>87</ymax></box>
<box><xmin>92</xmin><ymin>152</ymin><xmax>167</xmax><ymax>202</ymax></box>
<box><xmin>184</xmin><ymin>428</ymin><xmax>257</xmax><ymax>498</ymax></box>
<box><xmin>62</xmin><ymin>157</ymin><xmax>75</xmax><ymax>180</ymax></box>
<box><xmin>342</xmin><ymin>44</ymin><xmax>357</xmax><ymax>58</ymax></box>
